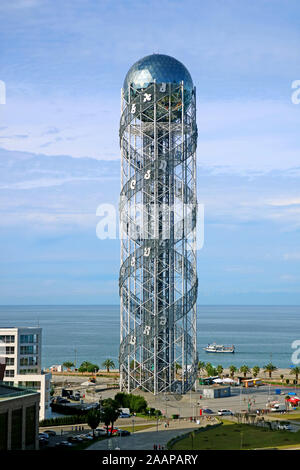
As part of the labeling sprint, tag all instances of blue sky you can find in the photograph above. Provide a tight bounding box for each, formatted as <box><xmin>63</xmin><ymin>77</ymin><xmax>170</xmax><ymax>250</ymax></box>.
<box><xmin>0</xmin><ymin>0</ymin><xmax>300</xmax><ymax>304</ymax></box>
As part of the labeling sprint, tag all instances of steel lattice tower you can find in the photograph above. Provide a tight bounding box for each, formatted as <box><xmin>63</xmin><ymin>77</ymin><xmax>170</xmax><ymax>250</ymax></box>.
<box><xmin>119</xmin><ymin>54</ymin><xmax>198</xmax><ymax>395</ymax></box>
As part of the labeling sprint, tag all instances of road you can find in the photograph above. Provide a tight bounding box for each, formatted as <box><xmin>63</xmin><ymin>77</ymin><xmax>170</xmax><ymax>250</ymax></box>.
<box><xmin>87</xmin><ymin>418</ymin><xmax>217</xmax><ymax>451</ymax></box>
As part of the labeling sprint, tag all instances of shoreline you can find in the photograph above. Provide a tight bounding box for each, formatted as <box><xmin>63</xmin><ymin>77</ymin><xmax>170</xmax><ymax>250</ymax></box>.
<box><xmin>49</xmin><ymin>367</ymin><xmax>298</xmax><ymax>382</ymax></box>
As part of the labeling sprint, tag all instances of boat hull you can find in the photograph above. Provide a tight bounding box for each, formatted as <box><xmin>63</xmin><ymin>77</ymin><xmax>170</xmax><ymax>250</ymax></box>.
<box><xmin>203</xmin><ymin>349</ymin><xmax>235</xmax><ymax>353</ymax></box>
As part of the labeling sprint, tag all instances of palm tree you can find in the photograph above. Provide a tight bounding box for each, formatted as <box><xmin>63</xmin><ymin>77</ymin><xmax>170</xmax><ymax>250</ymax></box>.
<box><xmin>62</xmin><ymin>361</ymin><xmax>74</xmax><ymax>371</ymax></box>
<box><xmin>229</xmin><ymin>365</ymin><xmax>237</xmax><ymax>379</ymax></box>
<box><xmin>263</xmin><ymin>363</ymin><xmax>277</xmax><ymax>378</ymax></box>
<box><xmin>239</xmin><ymin>365</ymin><xmax>250</xmax><ymax>378</ymax></box>
<box><xmin>102</xmin><ymin>359</ymin><xmax>115</xmax><ymax>373</ymax></box>
<box><xmin>290</xmin><ymin>367</ymin><xmax>300</xmax><ymax>382</ymax></box>
<box><xmin>205</xmin><ymin>362</ymin><xmax>217</xmax><ymax>377</ymax></box>
<box><xmin>87</xmin><ymin>409</ymin><xmax>101</xmax><ymax>438</ymax></box>
<box><xmin>216</xmin><ymin>365</ymin><xmax>224</xmax><ymax>377</ymax></box>
<box><xmin>252</xmin><ymin>366</ymin><xmax>260</xmax><ymax>378</ymax></box>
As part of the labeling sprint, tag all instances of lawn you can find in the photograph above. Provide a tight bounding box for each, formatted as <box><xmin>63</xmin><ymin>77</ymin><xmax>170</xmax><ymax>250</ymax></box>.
<box><xmin>170</xmin><ymin>420</ymin><xmax>300</xmax><ymax>450</ymax></box>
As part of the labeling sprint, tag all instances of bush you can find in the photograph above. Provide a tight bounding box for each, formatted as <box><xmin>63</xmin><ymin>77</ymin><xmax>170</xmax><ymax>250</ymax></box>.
<box><xmin>40</xmin><ymin>415</ymin><xmax>87</xmax><ymax>427</ymax></box>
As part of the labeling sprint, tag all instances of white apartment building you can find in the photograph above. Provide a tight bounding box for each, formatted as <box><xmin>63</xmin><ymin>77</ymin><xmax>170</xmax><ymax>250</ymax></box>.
<box><xmin>0</xmin><ymin>327</ymin><xmax>51</xmax><ymax>421</ymax></box>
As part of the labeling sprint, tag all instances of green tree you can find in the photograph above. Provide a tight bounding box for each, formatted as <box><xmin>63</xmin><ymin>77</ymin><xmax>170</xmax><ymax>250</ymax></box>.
<box><xmin>78</xmin><ymin>361</ymin><xmax>99</xmax><ymax>373</ymax></box>
<box><xmin>100</xmin><ymin>402</ymin><xmax>120</xmax><ymax>435</ymax></box>
<box><xmin>229</xmin><ymin>365</ymin><xmax>237</xmax><ymax>379</ymax></box>
<box><xmin>87</xmin><ymin>409</ymin><xmax>101</xmax><ymax>438</ymax></box>
<box><xmin>216</xmin><ymin>365</ymin><xmax>223</xmax><ymax>377</ymax></box>
<box><xmin>205</xmin><ymin>362</ymin><xmax>217</xmax><ymax>377</ymax></box>
<box><xmin>290</xmin><ymin>367</ymin><xmax>300</xmax><ymax>382</ymax></box>
<box><xmin>114</xmin><ymin>392</ymin><xmax>130</xmax><ymax>408</ymax></box>
<box><xmin>102</xmin><ymin>359</ymin><xmax>115</xmax><ymax>373</ymax></box>
<box><xmin>130</xmin><ymin>395</ymin><xmax>148</xmax><ymax>413</ymax></box>
<box><xmin>62</xmin><ymin>361</ymin><xmax>75</xmax><ymax>370</ymax></box>
<box><xmin>252</xmin><ymin>366</ymin><xmax>260</xmax><ymax>378</ymax></box>
<box><xmin>175</xmin><ymin>362</ymin><xmax>182</xmax><ymax>373</ymax></box>
<box><xmin>263</xmin><ymin>363</ymin><xmax>277</xmax><ymax>378</ymax></box>
<box><xmin>198</xmin><ymin>361</ymin><xmax>206</xmax><ymax>376</ymax></box>
<box><xmin>239</xmin><ymin>365</ymin><xmax>250</xmax><ymax>378</ymax></box>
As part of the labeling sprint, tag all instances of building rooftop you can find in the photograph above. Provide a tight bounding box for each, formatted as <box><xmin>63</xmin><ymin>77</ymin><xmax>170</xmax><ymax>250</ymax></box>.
<box><xmin>0</xmin><ymin>381</ymin><xmax>39</xmax><ymax>401</ymax></box>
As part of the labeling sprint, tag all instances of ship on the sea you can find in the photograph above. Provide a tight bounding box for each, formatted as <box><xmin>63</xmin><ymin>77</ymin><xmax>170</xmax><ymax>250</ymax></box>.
<box><xmin>203</xmin><ymin>343</ymin><xmax>235</xmax><ymax>353</ymax></box>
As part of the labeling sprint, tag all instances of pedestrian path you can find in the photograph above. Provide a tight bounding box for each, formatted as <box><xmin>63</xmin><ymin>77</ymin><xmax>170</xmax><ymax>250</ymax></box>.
<box><xmin>87</xmin><ymin>419</ymin><xmax>217</xmax><ymax>450</ymax></box>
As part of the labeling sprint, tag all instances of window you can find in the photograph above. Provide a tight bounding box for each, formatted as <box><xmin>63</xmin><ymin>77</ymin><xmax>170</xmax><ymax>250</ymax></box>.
<box><xmin>20</xmin><ymin>345</ymin><xmax>38</xmax><ymax>355</ymax></box>
<box><xmin>0</xmin><ymin>335</ymin><xmax>14</xmax><ymax>343</ymax></box>
<box><xmin>5</xmin><ymin>346</ymin><xmax>14</xmax><ymax>355</ymax></box>
<box><xmin>4</xmin><ymin>370</ymin><xmax>14</xmax><ymax>377</ymax></box>
<box><xmin>20</xmin><ymin>356</ymin><xmax>38</xmax><ymax>366</ymax></box>
<box><xmin>5</xmin><ymin>357</ymin><xmax>14</xmax><ymax>366</ymax></box>
<box><xmin>20</xmin><ymin>334</ymin><xmax>38</xmax><ymax>344</ymax></box>
<box><xmin>19</xmin><ymin>369</ymin><xmax>38</xmax><ymax>375</ymax></box>
<box><xmin>18</xmin><ymin>381</ymin><xmax>41</xmax><ymax>390</ymax></box>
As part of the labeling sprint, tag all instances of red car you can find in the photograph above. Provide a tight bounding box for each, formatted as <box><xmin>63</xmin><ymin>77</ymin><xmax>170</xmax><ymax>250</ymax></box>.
<box><xmin>103</xmin><ymin>427</ymin><xmax>119</xmax><ymax>434</ymax></box>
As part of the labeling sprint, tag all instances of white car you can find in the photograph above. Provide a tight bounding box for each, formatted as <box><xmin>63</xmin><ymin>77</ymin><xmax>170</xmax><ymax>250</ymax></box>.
<box><xmin>80</xmin><ymin>434</ymin><xmax>93</xmax><ymax>440</ymax></box>
<box><xmin>278</xmin><ymin>424</ymin><xmax>292</xmax><ymax>431</ymax></box>
<box><xmin>218</xmin><ymin>409</ymin><xmax>234</xmax><ymax>416</ymax></box>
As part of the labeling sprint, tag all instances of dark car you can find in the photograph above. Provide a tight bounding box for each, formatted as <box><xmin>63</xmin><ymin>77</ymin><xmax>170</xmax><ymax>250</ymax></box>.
<box><xmin>67</xmin><ymin>436</ymin><xmax>83</xmax><ymax>443</ymax></box>
<box><xmin>118</xmin><ymin>430</ymin><xmax>131</xmax><ymax>436</ymax></box>
<box><xmin>44</xmin><ymin>430</ymin><xmax>56</xmax><ymax>436</ymax></box>
<box><xmin>203</xmin><ymin>408</ymin><xmax>214</xmax><ymax>414</ymax></box>
<box><xmin>39</xmin><ymin>438</ymin><xmax>49</xmax><ymax>446</ymax></box>
<box><xmin>55</xmin><ymin>441</ymin><xmax>73</xmax><ymax>447</ymax></box>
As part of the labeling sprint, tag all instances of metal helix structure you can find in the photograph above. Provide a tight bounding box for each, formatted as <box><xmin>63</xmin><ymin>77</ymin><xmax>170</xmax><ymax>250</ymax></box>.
<box><xmin>119</xmin><ymin>54</ymin><xmax>198</xmax><ymax>395</ymax></box>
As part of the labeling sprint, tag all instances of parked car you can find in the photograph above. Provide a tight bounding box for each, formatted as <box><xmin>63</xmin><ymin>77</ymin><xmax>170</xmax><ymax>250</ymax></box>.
<box><xmin>106</xmin><ymin>427</ymin><xmax>119</xmax><ymax>434</ymax></box>
<box><xmin>218</xmin><ymin>409</ymin><xmax>234</xmax><ymax>416</ymax></box>
<box><xmin>119</xmin><ymin>413</ymin><xmax>131</xmax><ymax>418</ymax></box>
<box><xmin>44</xmin><ymin>430</ymin><xmax>56</xmax><ymax>436</ymax></box>
<box><xmin>118</xmin><ymin>430</ymin><xmax>131</xmax><ymax>436</ymax></box>
<box><xmin>203</xmin><ymin>408</ymin><xmax>214</xmax><ymax>414</ymax></box>
<box><xmin>39</xmin><ymin>438</ymin><xmax>49</xmax><ymax>446</ymax></box>
<box><xmin>55</xmin><ymin>441</ymin><xmax>73</xmax><ymax>447</ymax></box>
<box><xmin>80</xmin><ymin>434</ymin><xmax>93</xmax><ymax>440</ymax></box>
<box><xmin>67</xmin><ymin>436</ymin><xmax>83</xmax><ymax>443</ymax></box>
<box><xmin>278</xmin><ymin>424</ymin><xmax>292</xmax><ymax>431</ymax></box>
<box><xmin>271</xmin><ymin>404</ymin><xmax>286</xmax><ymax>412</ymax></box>
<box><xmin>39</xmin><ymin>432</ymin><xmax>49</xmax><ymax>439</ymax></box>
<box><xmin>95</xmin><ymin>428</ymin><xmax>107</xmax><ymax>436</ymax></box>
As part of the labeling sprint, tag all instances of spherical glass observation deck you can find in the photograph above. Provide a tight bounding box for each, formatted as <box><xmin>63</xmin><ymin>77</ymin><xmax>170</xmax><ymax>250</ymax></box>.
<box><xmin>123</xmin><ymin>53</ymin><xmax>193</xmax><ymax>95</ymax></box>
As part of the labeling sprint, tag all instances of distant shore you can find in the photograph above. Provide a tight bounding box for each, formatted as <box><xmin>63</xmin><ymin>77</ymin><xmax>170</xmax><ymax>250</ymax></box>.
<box><xmin>49</xmin><ymin>367</ymin><xmax>298</xmax><ymax>381</ymax></box>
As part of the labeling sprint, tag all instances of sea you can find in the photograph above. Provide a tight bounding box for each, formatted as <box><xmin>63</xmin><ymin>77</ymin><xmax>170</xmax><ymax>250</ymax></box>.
<box><xmin>0</xmin><ymin>305</ymin><xmax>299</xmax><ymax>370</ymax></box>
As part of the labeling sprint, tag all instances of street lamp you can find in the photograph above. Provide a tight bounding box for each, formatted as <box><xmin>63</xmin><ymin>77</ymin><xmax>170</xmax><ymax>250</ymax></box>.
<box><xmin>132</xmin><ymin>416</ymin><xmax>135</xmax><ymax>434</ymax></box>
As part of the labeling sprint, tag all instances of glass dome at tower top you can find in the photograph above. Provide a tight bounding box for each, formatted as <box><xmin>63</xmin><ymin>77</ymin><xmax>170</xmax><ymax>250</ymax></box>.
<box><xmin>123</xmin><ymin>53</ymin><xmax>193</xmax><ymax>94</ymax></box>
